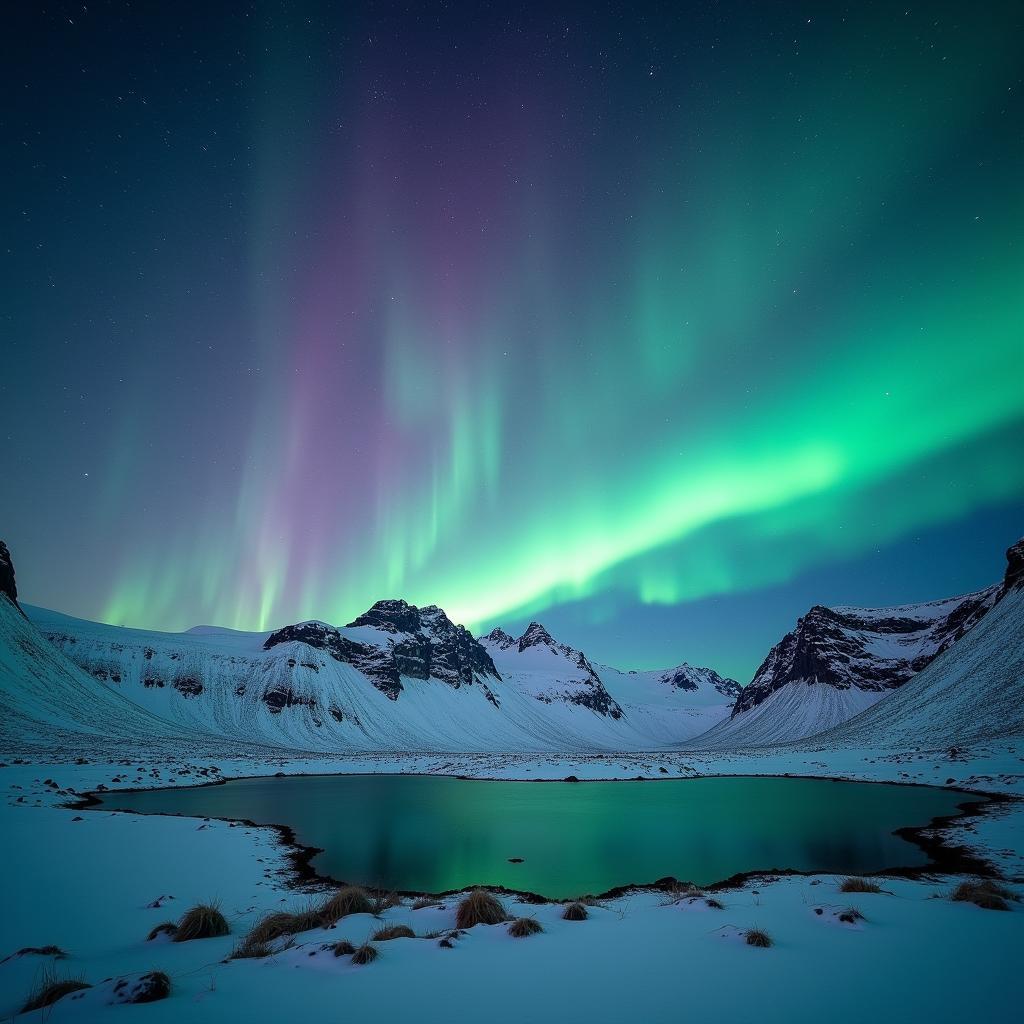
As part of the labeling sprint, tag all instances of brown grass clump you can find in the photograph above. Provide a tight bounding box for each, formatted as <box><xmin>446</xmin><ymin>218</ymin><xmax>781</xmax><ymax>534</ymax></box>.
<box><xmin>838</xmin><ymin>907</ymin><xmax>865</xmax><ymax>924</ymax></box>
<box><xmin>331</xmin><ymin>940</ymin><xmax>356</xmax><ymax>957</ymax></box>
<box><xmin>951</xmin><ymin>879</ymin><xmax>1017</xmax><ymax>911</ymax></box>
<box><xmin>561</xmin><ymin>902</ymin><xmax>588</xmax><ymax>921</ymax></box>
<box><xmin>351</xmin><ymin>942</ymin><xmax>378</xmax><ymax>965</ymax></box>
<box><xmin>230</xmin><ymin>938</ymin><xmax>274</xmax><ymax>960</ymax></box>
<box><xmin>508</xmin><ymin>917</ymin><xmax>544</xmax><ymax>938</ymax></box>
<box><xmin>371</xmin><ymin>924</ymin><xmax>415</xmax><ymax>941</ymax></box>
<box><xmin>21</xmin><ymin>971</ymin><xmax>92</xmax><ymax>1013</ymax></box>
<box><xmin>705</xmin><ymin>897</ymin><xmax>724</xmax><ymax>910</ymax></box>
<box><xmin>412</xmin><ymin>896</ymin><xmax>442</xmax><ymax>910</ymax></box>
<box><xmin>370</xmin><ymin>890</ymin><xmax>401</xmax><ymax>915</ymax></box>
<box><xmin>745</xmin><ymin>928</ymin><xmax>772</xmax><ymax>948</ymax></box>
<box><xmin>455</xmin><ymin>889</ymin><xmax>507</xmax><ymax>928</ymax></box>
<box><xmin>840</xmin><ymin>877</ymin><xmax>882</xmax><ymax>894</ymax></box>
<box><xmin>319</xmin><ymin>886</ymin><xmax>373</xmax><ymax>923</ymax></box>
<box><xmin>244</xmin><ymin>911</ymin><xmax>309</xmax><ymax>947</ymax></box>
<box><xmin>146</xmin><ymin>922</ymin><xmax>178</xmax><ymax>941</ymax></box>
<box><xmin>173</xmin><ymin>902</ymin><xmax>229</xmax><ymax>942</ymax></box>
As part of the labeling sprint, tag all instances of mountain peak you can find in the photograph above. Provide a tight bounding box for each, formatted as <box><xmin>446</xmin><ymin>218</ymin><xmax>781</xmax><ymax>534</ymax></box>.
<box><xmin>518</xmin><ymin>622</ymin><xmax>555</xmax><ymax>651</ymax></box>
<box><xmin>483</xmin><ymin>627</ymin><xmax>517</xmax><ymax>649</ymax></box>
<box><xmin>346</xmin><ymin>599</ymin><xmax>422</xmax><ymax>634</ymax></box>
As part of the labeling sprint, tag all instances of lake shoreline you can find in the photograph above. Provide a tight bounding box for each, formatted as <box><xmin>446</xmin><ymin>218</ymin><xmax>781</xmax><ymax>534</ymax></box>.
<box><xmin>72</xmin><ymin>770</ymin><xmax>1016</xmax><ymax>903</ymax></box>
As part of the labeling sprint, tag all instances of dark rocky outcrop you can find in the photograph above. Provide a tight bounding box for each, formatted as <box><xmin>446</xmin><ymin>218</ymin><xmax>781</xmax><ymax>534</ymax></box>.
<box><xmin>1001</xmin><ymin>538</ymin><xmax>1024</xmax><ymax>595</ymax></box>
<box><xmin>262</xmin><ymin>620</ymin><xmax>404</xmax><ymax>700</ymax></box>
<box><xmin>733</xmin><ymin>577</ymin><xmax>1005</xmax><ymax>718</ymax></box>
<box><xmin>0</xmin><ymin>540</ymin><xmax>23</xmax><ymax>614</ymax></box>
<box><xmin>482</xmin><ymin>627</ymin><xmax>517</xmax><ymax>650</ymax></box>
<box><xmin>347</xmin><ymin>598</ymin><xmax>424</xmax><ymax>634</ymax></box>
<box><xmin>264</xmin><ymin>601</ymin><xmax>499</xmax><ymax>701</ymax></box>
<box><xmin>660</xmin><ymin>665</ymin><xmax>741</xmax><ymax>700</ymax></box>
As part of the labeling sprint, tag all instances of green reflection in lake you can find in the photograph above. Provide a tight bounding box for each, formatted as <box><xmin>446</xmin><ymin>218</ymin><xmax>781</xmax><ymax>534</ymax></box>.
<box><xmin>99</xmin><ymin>774</ymin><xmax>971</xmax><ymax>899</ymax></box>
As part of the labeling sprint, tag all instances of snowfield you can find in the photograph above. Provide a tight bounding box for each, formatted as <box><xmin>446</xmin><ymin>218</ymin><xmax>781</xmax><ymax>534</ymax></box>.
<box><xmin>0</xmin><ymin>748</ymin><xmax>1021</xmax><ymax>1023</ymax></box>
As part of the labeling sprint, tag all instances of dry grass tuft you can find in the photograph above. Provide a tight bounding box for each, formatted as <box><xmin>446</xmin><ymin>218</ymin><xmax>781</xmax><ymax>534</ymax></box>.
<box><xmin>412</xmin><ymin>896</ymin><xmax>442</xmax><ymax>910</ymax></box>
<box><xmin>838</xmin><ymin>907</ymin><xmax>865</xmax><ymax>924</ymax></box>
<box><xmin>331</xmin><ymin>940</ymin><xmax>356</xmax><ymax>957</ymax></box>
<box><xmin>351</xmin><ymin>942</ymin><xmax>378</xmax><ymax>965</ymax></box>
<box><xmin>21</xmin><ymin>969</ymin><xmax>91</xmax><ymax>1013</ymax></box>
<box><xmin>229</xmin><ymin>938</ymin><xmax>274</xmax><ymax>960</ymax></box>
<box><xmin>146</xmin><ymin>922</ymin><xmax>178</xmax><ymax>942</ymax></box>
<box><xmin>319</xmin><ymin>886</ymin><xmax>373</xmax><ymax>923</ymax></box>
<box><xmin>371</xmin><ymin>924</ymin><xmax>415</xmax><ymax>941</ymax></box>
<box><xmin>173</xmin><ymin>902</ymin><xmax>229</xmax><ymax>942</ymax></box>
<box><xmin>508</xmin><ymin>917</ymin><xmax>544</xmax><ymax>938</ymax></box>
<box><xmin>951</xmin><ymin>879</ymin><xmax>1017</xmax><ymax>911</ymax></box>
<box><xmin>561</xmin><ymin>902</ymin><xmax>588</xmax><ymax>921</ymax></box>
<box><xmin>840</xmin><ymin>877</ymin><xmax>882</xmax><ymax>894</ymax></box>
<box><xmin>370</xmin><ymin>890</ymin><xmax>401</xmax><ymax>916</ymax></box>
<box><xmin>244</xmin><ymin>911</ymin><xmax>307</xmax><ymax>947</ymax></box>
<box><xmin>455</xmin><ymin>889</ymin><xmax>507</xmax><ymax>928</ymax></box>
<box><xmin>745</xmin><ymin>927</ymin><xmax>772</xmax><ymax>948</ymax></box>
<box><xmin>705</xmin><ymin>897</ymin><xmax>724</xmax><ymax>910</ymax></box>
<box><xmin>11</xmin><ymin>945</ymin><xmax>68</xmax><ymax>959</ymax></box>
<box><xmin>230</xmin><ymin>903</ymin><xmax>324</xmax><ymax>958</ymax></box>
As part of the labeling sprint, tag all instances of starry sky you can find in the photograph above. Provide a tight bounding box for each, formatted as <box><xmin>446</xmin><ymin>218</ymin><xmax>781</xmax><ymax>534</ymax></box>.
<box><xmin>2</xmin><ymin>1</ymin><xmax>1023</xmax><ymax>682</ymax></box>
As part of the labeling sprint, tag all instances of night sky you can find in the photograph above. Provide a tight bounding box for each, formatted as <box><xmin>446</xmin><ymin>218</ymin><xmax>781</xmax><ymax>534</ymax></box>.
<box><xmin>3</xmin><ymin>1</ymin><xmax>1022</xmax><ymax>682</ymax></box>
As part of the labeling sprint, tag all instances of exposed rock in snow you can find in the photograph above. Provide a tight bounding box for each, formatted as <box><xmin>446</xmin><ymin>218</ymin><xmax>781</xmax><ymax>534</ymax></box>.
<box><xmin>657</xmin><ymin>664</ymin><xmax>741</xmax><ymax>700</ymax></box>
<box><xmin>0</xmin><ymin>540</ymin><xmax>21</xmax><ymax>613</ymax></box>
<box><xmin>264</xmin><ymin>600</ymin><xmax>499</xmax><ymax>701</ymax></box>
<box><xmin>482</xmin><ymin>627</ymin><xmax>517</xmax><ymax>650</ymax></box>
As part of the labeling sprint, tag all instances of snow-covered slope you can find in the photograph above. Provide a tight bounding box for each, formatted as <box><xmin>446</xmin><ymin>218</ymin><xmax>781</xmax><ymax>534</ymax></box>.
<box><xmin>801</xmin><ymin>540</ymin><xmax>1024</xmax><ymax>750</ymax></box>
<box><xmin>692</xmin><ymin>537</ymin><xmax>1022</xmax><ymax>751</ymax></box>
<box><xmin>480</xmin><ymin>623</ymin><xmax>623</xmax><ymax>717</ymax></box>
<box><xmin>481</xmin><ymin>623</ymin><xmax>740</xmax><ymax>742</ymax></box>
<box><xmin>26</xmin><ymin>604</ymin><xmax>735</xmax><ymax>753</ymax></box>
<box><xmin>691</xmin><ymin>583</ymin><xmax>1003</xmax><ymax>750</ymax></box>
<box><xmin>0</xmin><ymin>569</ymin><xmax>192</xmax><ymax>756</ymax></box>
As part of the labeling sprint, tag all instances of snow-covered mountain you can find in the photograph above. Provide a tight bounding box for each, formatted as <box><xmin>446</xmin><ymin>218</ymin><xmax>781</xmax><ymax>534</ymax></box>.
<box><xmin>690</xmin><ymin>540</ymin><xmax>1018</xmax><ymax>750</ymax></box>
<box><xmin>480</xmin><ymin>622</ymin><xmax>623</xmax><ymax>718</ymax></box>
<box><xmin>481</xmin><ymin>623</ymin><xmax>740</xmax><ymax>742</ymax></box>
<box><xmin>25</xmin><ymin>600</ymin><xmax>736</xmax><ymax>753</ymax></box>
<box><xmin>7</xmin><ymin>532</ymin><xmax>1018</xmax><ymax>759</ymax></box>
<box><xmin>801</xmin><ymin>539</ymin><xmax>1024</xmax><ymax>750</ymax></box>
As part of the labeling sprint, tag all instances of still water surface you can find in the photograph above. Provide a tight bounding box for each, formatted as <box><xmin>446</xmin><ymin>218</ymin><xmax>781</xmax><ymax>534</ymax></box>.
<box><xmin>99</xmin><ymin>774</ymin><xmax>970</xmax><ymax>898</ymax></box>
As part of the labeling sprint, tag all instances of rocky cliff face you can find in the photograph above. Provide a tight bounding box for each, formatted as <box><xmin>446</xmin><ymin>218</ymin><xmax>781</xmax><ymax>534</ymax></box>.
<box><xmin>732</xmin><ymin>580</ymin><xmax>1003</xmax><ymax>718</ymax></box>
<box><xmin>659</xmin><ymin>664</ymin><xmax>741</xmax><ymax>700</ymax></box>
<box><xmin>1000</xmin><ymin>538</ymin><xmax>1024</xmax><ymax>595</ymax></box>
<box><xmin>264</xmin><ymin>600</ymin><xmax>499</xmax><ymax>702</ymax></box>
<box><xmin>0</xmin><ymin>541</ymin><xmax>20</xmax><ymax>611</ymax></box>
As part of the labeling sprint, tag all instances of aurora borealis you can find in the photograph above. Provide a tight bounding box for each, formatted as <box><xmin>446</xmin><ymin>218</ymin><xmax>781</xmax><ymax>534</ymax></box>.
<box><xmin>3</xmin><ymin>2</ymin><xmax>1023</xmax><ymax>680</ymax></box>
